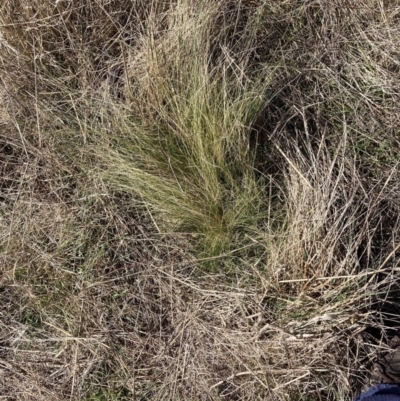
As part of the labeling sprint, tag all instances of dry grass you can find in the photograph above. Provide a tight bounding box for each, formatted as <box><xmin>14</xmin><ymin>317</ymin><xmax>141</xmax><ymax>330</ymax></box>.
<box><xmin>1</xmin><ymin>1</ymin><xmax>400</xmax><ymax>400</ymax></box>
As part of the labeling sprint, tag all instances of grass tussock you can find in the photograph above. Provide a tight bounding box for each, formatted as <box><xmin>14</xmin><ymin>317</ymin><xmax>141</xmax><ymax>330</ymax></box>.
<box><xmin>93</xmin><ymin>1</ymin><xmax>271</xmax><ymax>258</ymax></box>
<box><xmin>1</xmin><ymin>1</ymin><xmax>400</xmax><ymax>400</ymax></box>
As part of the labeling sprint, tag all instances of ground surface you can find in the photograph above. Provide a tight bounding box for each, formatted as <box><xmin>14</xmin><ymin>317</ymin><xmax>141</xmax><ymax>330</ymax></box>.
<box><xmin>1</xmin><ymin>1</ymin><xmax>400</xmax><ymax>400</ymax></box>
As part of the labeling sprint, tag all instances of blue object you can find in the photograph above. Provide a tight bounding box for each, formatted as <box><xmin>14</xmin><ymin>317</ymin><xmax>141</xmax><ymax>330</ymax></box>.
<box><xmin>355</xmin><ymin>384</ymin><xmax>400</xmax><ymax>401</ymax></box>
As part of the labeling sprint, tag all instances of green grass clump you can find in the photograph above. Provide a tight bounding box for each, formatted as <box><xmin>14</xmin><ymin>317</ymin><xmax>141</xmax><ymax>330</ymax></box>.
<box><xmin>102</xmin><ymin>74</ymin><xmax>267</xmax><ymax>258</ymax></box>
<box><xmin>95</xmin><ymin>1</ymin><xmax>271</xmax><ymax>258</ymax></box>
